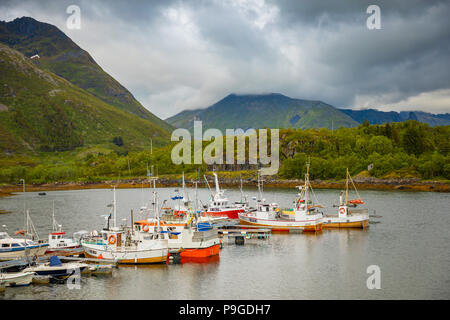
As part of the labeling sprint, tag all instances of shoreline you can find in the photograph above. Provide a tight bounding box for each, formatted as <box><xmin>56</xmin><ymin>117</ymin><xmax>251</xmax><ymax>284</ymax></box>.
<box><xmin>1</xmin><ymin>177</ymin><xmax>449</xmax><ymax>197</ymax></box>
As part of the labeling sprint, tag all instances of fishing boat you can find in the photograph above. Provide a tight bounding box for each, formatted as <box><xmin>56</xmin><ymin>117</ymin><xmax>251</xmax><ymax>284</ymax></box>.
<box><xmin>0</xmin><ymin>212</ymin><xmax>49</xmax><ymax>260</ymax></box>
<box><xmin>135</xmin><ymin>217</ymin><xmax>221</xmax><ymax>259</ymax></box>
<box><xmin>46</xmin><ymin>202</ymin><xmax>83</xmax><ymax>256</ymax></box>
<box><xmin>171</xmin><ymin>172</ymin><xmax>192</xmax><ymax>217</ymax></box>
<box><xmin>23</xmin><ymin>256</ymin><xmax>88</xmax><ymax>280</ymax></box>
<box><xmin>134</xmin><ymin>180</ymin><xmax>221</xmax><ymax>260</ymax></box>
<box><xmin>239</xmin><ymin>165</ymin><xmax>324</xmax><ymax>232</ymax></box>
<box><xmin>322</xmin><ymin>169</ymin><xmax>369</xmax><ymax>228</ymax></box>
<box><xmin>81</xmin><ymin>185</ymin><xmax>169</xmax><ymax>264</ymax></box>
<box><xmin>0</xmin><ymin>271</ymin><xmax>34</xmax><ymax>287</ymax></box>
<box><xmin>202</xmin><ymin>173</ymin><xmax>245</xmax><ymax>219</ymax></box>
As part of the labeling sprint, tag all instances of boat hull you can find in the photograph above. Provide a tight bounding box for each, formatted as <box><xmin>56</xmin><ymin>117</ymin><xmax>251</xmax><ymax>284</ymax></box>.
<box><xmin>0</xmin><ymin>244</ymin><xmax>49</xmax><ymax>261</ymax></box>
<box><xmin>23</xmin><ymin>262</ymin><xmax>88</xmax><ymax>279</ymax></box>
<box><xmin>0</xmin><ymin>272</ymin><xmax>34</xmax><ymax>287</ymax></box>
<box><xmin>239</xmin><ymin>214</ymin><xmax>323</xmax><ymax>232</ymax></box>
<box><xmin>84</xmin><ymin>251</ymin><xmax>167</xmax><ymax>264</ymax></box>
<box><xmin>45</xmin><ymin>245</ymin><xmax>83</xmax><ymax>256</ymax></box>
<box><xmin>322</xmin><ymin>217</ymin><xmax>369</xmax><ymax>229</ymax></box>
<box><xmin>82</xmin><ymin>244</ymin><xmax>168</xmax><ymax>265</ymax></box>
<box><xmin>203</xmin><ymin>209</ymin><xmax>244</xmax><ymax>220</ymax></box>
<box><xmin>179</xmin><ymin>243</ymin><xmax>220</xmax><ymax>258</ymax></box>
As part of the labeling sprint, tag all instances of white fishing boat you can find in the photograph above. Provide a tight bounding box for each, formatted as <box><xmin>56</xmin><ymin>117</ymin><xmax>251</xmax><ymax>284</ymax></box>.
<box><xmin>134</xmin><ymin>179</ymin><xmax>221</xmax><ymax>260</ymax></box>
<box><xmin>46</xmin><ymin>202</ymin><xmax>82</xmax><ymax>256</ymax></box>
<box><xmin>23</xmin><ymin>256</ymin><xmax>88</xmax><ymax>280</ymax></box>
<box><xmin>0</xmin><ymin>271</ymin><xmax>34</xmax><ymax>287</ymax></box>
<box><xmin>82</xmin><ymin>184</ymin><xmax>168</xmax><ymax>264</ymax></box>
<box><xmin>323</xmin><ymin>169</ymin><xmax>369</xmax><ymax>228</ymax></box>
<box><xmin>239</xmin><ymin>165</ymin><xmax>324</xmax><ymax>232</ymax></box>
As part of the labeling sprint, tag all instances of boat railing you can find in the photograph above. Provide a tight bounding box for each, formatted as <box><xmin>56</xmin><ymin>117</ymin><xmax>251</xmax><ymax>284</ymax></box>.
<box><xmin>348</xmin><ymin>208</ymin><xmax>369</xmax><ymax>215</ymax></box>
<box><xmin>82</xmin><ymin>240</ymin><xmax>106</xmax><ymax>246</ymax></box>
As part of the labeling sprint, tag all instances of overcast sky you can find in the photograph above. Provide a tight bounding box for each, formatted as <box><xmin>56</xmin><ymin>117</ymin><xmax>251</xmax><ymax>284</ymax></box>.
<box><xmin>1</xmin><ymin>0</ymin><xmax>449</xmax><ymax>118</ymax></box>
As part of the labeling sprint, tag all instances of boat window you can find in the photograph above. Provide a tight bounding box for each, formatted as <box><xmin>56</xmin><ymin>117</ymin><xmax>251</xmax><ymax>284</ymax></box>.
<box><xmin>1</xmin><ymin>243</ymin><xmax>10</xmax><ymax>247</ymax></box>
<box><xmin>11</xmin><ymin>243</ymin><xmax>20</xmax><ymax>247</ymax></box>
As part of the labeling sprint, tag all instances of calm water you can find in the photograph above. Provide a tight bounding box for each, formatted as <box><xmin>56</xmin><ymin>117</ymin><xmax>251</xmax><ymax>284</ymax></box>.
<box><xmin>0</xmin><ymin>186</ymin><xmax>449</xmax><ymax>300</ymax></box>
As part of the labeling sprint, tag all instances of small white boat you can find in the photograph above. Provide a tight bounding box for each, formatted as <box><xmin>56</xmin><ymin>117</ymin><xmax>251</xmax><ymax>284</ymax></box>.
<box><xmin>0</xmin><ymin>271</ymin><xmax>34</xmax><ymax>287</ymax></box>
<box><xmin>46</xmin><ymin>202</ymin><xmax>82</xmax><ymax>256</ymax></box>
<box><xmin>0</xmin><ymin>231</ymin><xmax>48</xmax><ymax>261</ymax></box>
<box><xmin>23</xmin><ymin>256</ymin><xmax>88</xmax><ymax>280</ymax></box>
<box><xmin>323</xmin><ymin>168</ymin><xmax>369</xmax><ymax>228</ymax></box>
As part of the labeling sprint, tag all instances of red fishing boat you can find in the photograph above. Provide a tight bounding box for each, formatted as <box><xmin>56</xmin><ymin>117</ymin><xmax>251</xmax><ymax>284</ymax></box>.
<box><xmin>202</xmin><ymin>173</ymin><xmax>244</xmax><ymax>219</ymax></box>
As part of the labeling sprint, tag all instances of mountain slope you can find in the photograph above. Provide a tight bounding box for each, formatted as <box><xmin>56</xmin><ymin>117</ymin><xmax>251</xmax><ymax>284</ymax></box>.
<box><xmin>166</xmin><ymin>93</ymin><xmax>359</xmax><ymax>131</ymax></box>
<box><xmin>0</xmin><ymin>43</ymin><xmax>169</xmax><ymax>155</ymax></box>
<box><xmin>0</xmin><ymin>17</ymin><xmax>172</xmax><ymax>132</ymax></box>
<box><xmin>341</xmin><ymin>109</ymin><xmax>450</xmax><ymax>126</ymax></box>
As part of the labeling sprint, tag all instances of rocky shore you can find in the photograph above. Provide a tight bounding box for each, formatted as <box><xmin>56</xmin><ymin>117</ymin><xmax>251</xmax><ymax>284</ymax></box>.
<box><xmin>1</xmin><ymin>176</ymin><xmax>449</xmax><ymax>197</ymax></box>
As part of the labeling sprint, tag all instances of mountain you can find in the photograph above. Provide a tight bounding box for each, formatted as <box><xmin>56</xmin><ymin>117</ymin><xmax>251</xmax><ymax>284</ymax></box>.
<box><xmin>0</xmin><ymin>43</ymin><xmax>169</xmax><ymax>154</ymax></box>
<box><xmin>0</xmin><ymin>17</ymin><xmax>172</xmax><ymax>132</ymax></box>
<box><xmin>166</xmin><ymin>93</ymin><xmax>359</xmax><ymax>131</ymax></box>
<box><xmin>341</xmin><ymin>109</ymin><xmax>450</xmax><ymax>126</ymax></box>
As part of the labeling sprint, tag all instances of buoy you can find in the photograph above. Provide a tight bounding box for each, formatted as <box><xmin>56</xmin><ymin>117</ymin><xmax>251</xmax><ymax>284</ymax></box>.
<box><xmin>108</xmin><ymin>235</ymin><xmax>116</xmax><ymax>245</ymax></box>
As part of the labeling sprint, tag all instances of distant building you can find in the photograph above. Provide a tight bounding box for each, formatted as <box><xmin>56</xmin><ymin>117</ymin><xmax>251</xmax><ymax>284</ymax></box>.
<box><xmin>30</xmin><ymin>54</ymin><xmax>40</xmax><ymax>59</ymax></box>
<box><xmin>368</xmin><ymin>163</ymin><xmax>374</xmax><ymax>171</ymax></box>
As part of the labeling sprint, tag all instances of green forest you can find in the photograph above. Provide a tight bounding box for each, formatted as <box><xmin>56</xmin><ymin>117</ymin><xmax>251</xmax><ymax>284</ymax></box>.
<box><xmin>0</xmin><ymin>120</ymin><xmax>449</xmax><ymax>184</ymax></box>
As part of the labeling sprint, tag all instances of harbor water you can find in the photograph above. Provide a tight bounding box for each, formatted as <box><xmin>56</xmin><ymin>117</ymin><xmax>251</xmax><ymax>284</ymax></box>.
<box><xmin>0</xmin><ymin>187</ymin><xmax>449</xmax><ymax>299</ymax></box>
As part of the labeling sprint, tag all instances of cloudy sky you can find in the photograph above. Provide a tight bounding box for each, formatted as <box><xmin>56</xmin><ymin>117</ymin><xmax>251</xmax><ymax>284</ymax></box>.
<box><xmin>1</xmin><ymin>0</ymin><xmax>449</xmax><ymax>118</ymax></box>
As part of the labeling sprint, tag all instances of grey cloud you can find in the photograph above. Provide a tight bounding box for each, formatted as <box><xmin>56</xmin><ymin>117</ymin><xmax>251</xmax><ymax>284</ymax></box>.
<box><xmin>0</xmin><ymin>0</ymin><xmax>449</xmax><ymax>116</ymax></box>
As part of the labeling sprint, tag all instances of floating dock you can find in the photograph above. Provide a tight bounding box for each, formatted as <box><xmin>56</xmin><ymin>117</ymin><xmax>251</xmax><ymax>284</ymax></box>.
<box><xmin>217</xmin><ymin>226</ymin><xmax>271</xmax><ymax>245</ymax></box>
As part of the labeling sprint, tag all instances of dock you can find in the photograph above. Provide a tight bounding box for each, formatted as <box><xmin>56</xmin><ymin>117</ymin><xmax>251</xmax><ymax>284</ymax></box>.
<box><xmin>217</xmin><ymin>225</ymin><xmax>271</xmax><ymax>245</ymax></box>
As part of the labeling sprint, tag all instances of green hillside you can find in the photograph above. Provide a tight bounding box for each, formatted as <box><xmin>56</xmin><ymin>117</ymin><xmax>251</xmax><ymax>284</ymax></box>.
<box><xmin>166</xmin><ymin>93</ymin><xmax>359</xmax><ymax>131</ymax></box>
<box><xmin>0</xmin><ymin>17</ymin><xmax>172</xmax><ymax>132</ymax></box>
<box><xmin>0</xmin><ymin>43</ymin><xmax>169</xmax><ymax>155</ymax></box>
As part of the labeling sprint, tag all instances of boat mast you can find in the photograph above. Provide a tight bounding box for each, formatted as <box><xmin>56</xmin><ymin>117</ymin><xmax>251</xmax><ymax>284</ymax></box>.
<box><xmin>239</xmin><ymin>175</ymin><xmax>244</xmax><ymax>203</ymax></box>
<box><xmin>113</xmin><ymin>186</ymin><xmax>117</xmax><ymax>229</ymax></box>
<box><xmin>213</xmin><ymin>172</ymin><xmax>220</xmax><ymax>195</ymax></box>
<box><xmin>52</xmin><ymin>200</ymin><xmax>59</xmax><ymax>232</ymax></box>
<box><xmin>305</xmin><ymin>162</ymin><xmax>310</xmax><ymax>211</ymax></box>
<box><xmin>204</xmin><ymin>175</ymin><xmax>214</xmax><ymax>199</ymax></box>
<box><xmin>345</xmin><ymin>168</ymin><xmax>349</xmax><ymax>206</ymax></box>
<box><xmin>257</xmin><ymin>170</ymin><xmax>263</xmax><ymax>202</ymax></box>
